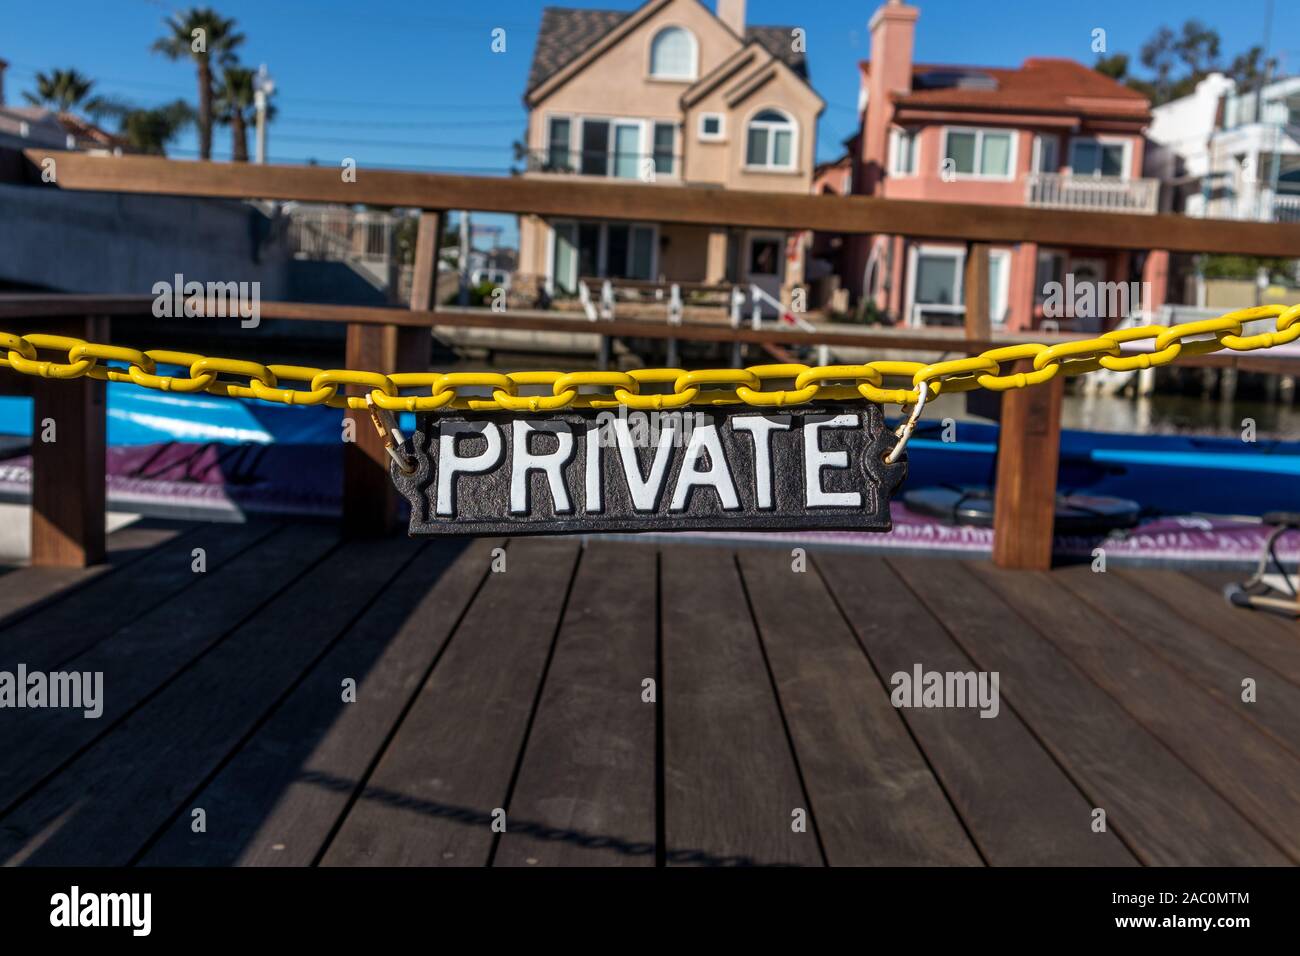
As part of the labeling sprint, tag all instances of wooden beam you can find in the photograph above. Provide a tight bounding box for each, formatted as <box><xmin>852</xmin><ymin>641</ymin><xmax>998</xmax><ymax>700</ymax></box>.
<box><xmin>992</xmin><ymin>361</ymin><xmax>1064</xmax><ymax>571</ymax></box>
<box><xmin>30</xmin><ymin>316</ymin><xmax>108</xmax><ymax>567</ymax></box>
<box><xmin>407</xmin><ymin>211</ymin><xmax>444</xmax><ymax>312</ymax></box>
<box><xmin>1</xmin><ymin>294</ymin><xmax>1298</xmax><ymax>374</ymax></box>
<box><xmin>963</xmin><ymin>243</ymin><xmax>1002</xmax><ymax>420</ymax></box>
<box><xmin>963</xmin><ymin>242</ymin><xmax>990</xmax><ymax>342</ymax></box>
<box><xmin>22</xmin><ymin>150</ymin><xmax>1300</xmax><ymax>257</ymax></box>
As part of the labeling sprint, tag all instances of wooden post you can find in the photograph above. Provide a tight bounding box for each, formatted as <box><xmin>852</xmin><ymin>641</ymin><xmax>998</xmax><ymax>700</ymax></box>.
<box><xmin>991</xmin><ymin>360</ymin><xmax>1063</xmax><ymax>570</ymax></box>
<box><xmin>341</xmin><ymin>210</ymin><xmax>439</xmax><ymax>536</ymax></box>
<box><xmin>963</xmin><ymin>242</ymin><xmax>990</xmax><ymax>342</ymax></box>
<box><xmin>963</xmin><ymin>242</ymin><xmax>1003</xmax><ymax>420</ymax></box>
<box><xmin>31</xmin><ymin>315</ymin><xmax>108</xmax><ymax>567</ymax></box>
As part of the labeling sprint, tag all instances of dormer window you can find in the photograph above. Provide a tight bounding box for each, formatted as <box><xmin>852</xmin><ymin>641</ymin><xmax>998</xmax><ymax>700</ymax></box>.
<box><xmin>649</xmin><ymin>27</ymin><xmax>697</xmax><ymax>80</ymax></box>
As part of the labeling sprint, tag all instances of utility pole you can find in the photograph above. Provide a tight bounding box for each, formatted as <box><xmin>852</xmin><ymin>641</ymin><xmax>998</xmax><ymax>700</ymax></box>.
<box><xmin>254</xmin><ymin>64</ymin><xmax>274</xmax><ymax>165</ymax></box>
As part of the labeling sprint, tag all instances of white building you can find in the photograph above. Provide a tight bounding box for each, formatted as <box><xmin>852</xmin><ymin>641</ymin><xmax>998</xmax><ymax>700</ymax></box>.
<box><xmin>1148</xmin><ymin>72</ymin><xmax>1300</xmax><ymax>223</ymax></box>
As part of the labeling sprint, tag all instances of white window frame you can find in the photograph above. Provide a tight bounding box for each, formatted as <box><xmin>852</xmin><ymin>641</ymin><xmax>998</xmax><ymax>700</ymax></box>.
<box><xmin>648</xmin><ymin>25</ymin><xmax>698</xmax><ymax>82</ymax></box>
<box><xmin>743</xmin><ymin>107</ymin><xmax>799</xmax><ymax>173</ymax></box>
<box><xmin>906</xmin><ymin>244</ymin><xmax>1013</xmax><ymax>326</ymax></box>
<box><xmin>889</xmin><ymin>127</ymin><xmax>918</xmax><ymax>176</ymax></box>
<box><xmin>906</xmin><ymin>244</ymin><xmax>966</xmax><ymax>327</ymax></box>
<box><xmin>1031</xmin><ymin>134</ymin><xmax>1058</xmax><ymax>174</ymax></box>
<box><xmin>650</xmin><ymin>120</ymin><xmax>679</xmax><ymax>177</ymax></box>
<box><xmin>543</xmin><ymin>112</ymin><xmax>575</xmax><ymax>170</ymax></box>
<box><xmin>548</xmin><ymin>219</ymin><xmax>660</xmax><ymax>291</ymax></box>
<box><xmin>550</xmin><ymin>116</ymin><xmax>680</xmax><ymax>181</ymax></box>
<box><xmin>987</xmin><ymin>248</ymin><xmax>1012</xmax><ymax>326</ymax></box>
<box><xmin>698</xmin><ymin>112</ymin><xmax>726</xmax><ymax>142</ymax></box>
<box><xmin>1068</xmin><ymin>136</ymin><xmax>1131</xmax><ymax>180</ymax></box>
<box><xmin>940</xmin><ymin>126</ymin><xmax>1018</xmax><ymax>181</ymax></box>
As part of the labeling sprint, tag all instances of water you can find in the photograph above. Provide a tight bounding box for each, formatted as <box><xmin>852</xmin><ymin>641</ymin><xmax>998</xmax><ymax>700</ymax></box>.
<box><xmin>1061</xmin><ymin>393</ymin><xmax>1300</xmax><ymax>441</ymax></box>
<box><xmin>914</xmin><ymin>390</ymin><xmax>1299</xmax><ymax>441</ymax></box>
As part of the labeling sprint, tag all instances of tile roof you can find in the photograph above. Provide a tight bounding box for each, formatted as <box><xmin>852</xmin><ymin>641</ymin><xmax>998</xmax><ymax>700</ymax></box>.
<box><xmin>526</xmin><ymin>5</ymin><xmax>809</xmax><ymax>94</ymax></box>
<box><xmin>743</xmin><ymin>26</ymin><xmax>808</xmax><ymax>79</ymax></box>
<box><xmin>861</xmin><ymin>57</ymin><xmax>1150</xmax><ymax>121</ymax></box>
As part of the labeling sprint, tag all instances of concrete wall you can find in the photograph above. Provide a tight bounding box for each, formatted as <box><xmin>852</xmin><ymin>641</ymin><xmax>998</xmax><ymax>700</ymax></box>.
<box><xmin>0</xmin><ymin>184</ymin><xmax>293</xmax><ymax>297</ymax></box>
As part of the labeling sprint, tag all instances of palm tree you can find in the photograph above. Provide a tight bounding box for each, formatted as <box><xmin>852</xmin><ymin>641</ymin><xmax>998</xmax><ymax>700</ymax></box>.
<box><xmin>22</xmin><ymin>68</ymin><xmax>125</xmax><ymax>120</ymax></box>
<box><xmin>119</xmin><ymin>100</ymin><xmax>195</xmax><ymax>156</ymax></box>
<box><xmin>214</xmin><ymin>66</ymin><xmax>273</xmax><ymax>162</ymax></box>
<box><xmin>151</xmin><ymin>8</ymin><xmax>244</xmax><ymax>160</ymax></box>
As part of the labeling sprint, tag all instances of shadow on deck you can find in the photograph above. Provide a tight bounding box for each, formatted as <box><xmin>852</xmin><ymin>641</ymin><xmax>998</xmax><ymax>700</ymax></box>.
<box><xmin>0</xmin><ymin>519</ymin><xmax>1296</xmax><ymax>867</ymax></box>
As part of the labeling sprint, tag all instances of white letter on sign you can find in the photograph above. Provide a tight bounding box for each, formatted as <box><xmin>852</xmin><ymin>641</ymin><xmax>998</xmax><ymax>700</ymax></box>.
<box><xmin>510</xmin><ymin>420</ymin><xmax>574</xmax><ymax>514</ymax></box>
<box><xmin>670</xmin><ymin>424</ymin><xmax>739</xmax><ymax>511</ymax></box>
<box><xmin>731</xmin><ymin>415</ymin><xmax>790</xmax><ymax>509</ymax></box>
<box><xmin>614</xmin><ymin>417</ymin><xmax>678</xmax><ymax>511</ymax></box>
<box><xmin>437</xmin><ymin>421</ymin><xmax>503</xmax><ymax>516</ymax></box>
<box><xmin>804</xmin><ymin>414</ymin><xmax>862</xmax><ymax>508</ymax></box>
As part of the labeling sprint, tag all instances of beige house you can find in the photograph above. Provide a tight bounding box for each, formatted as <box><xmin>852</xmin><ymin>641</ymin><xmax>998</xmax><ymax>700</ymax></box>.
<box><xmin>517</xmin><ymin>0</ymin><xmax>824</xmax><ymax>304</ymax></box>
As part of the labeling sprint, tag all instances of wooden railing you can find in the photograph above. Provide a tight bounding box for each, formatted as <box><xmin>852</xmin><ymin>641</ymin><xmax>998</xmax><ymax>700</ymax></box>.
<box><xmin>4</xmin><ymin>147</ymin><xmax>1300</xmax><ymax>571</ymax></box>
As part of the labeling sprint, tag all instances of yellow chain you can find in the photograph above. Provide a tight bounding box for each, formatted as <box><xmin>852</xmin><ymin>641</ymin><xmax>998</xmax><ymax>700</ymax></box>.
<box><xmin>2</xmin><ymin>304</ymin><xmax>1298</xmax><ymax>413</ymax></box>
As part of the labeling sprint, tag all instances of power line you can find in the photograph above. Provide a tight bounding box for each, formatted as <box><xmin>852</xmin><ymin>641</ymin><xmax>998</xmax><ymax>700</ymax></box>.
<box><xmin>4</xmin><ymin>62</ymin><xmax>521</xmax><ymax>113</ymax></box>
<box><xmin>162</xmin><ymin>146</ymin><xmax>515</xmax><ymax>175</ymax></box>
<box><xmin>268</xmin><ymin>133</ymin><xmax>513</xmax><ymax>152</ymax></box>
<box><xmin>273</xmin><ymin>116</ymin><xmax>523</xmax><ymax>130</ymax></box>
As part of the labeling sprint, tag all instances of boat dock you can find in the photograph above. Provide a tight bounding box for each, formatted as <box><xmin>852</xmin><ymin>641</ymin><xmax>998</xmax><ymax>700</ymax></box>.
<box><xmin>1</xmin><ymin>522</ymin><xmax>1296</xmax><ymax>866</ymax></box>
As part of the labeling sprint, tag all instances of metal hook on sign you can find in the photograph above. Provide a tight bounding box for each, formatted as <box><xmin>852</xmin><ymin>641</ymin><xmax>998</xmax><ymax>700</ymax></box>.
<box><xmin>885</xmin><ymin>380</ymin><xmax>928</xmax><ymax>465</ymax></box>
<box><xmin>365</xmin><ymin>394</ymin><xmax>417</xmax><ymax>475</ymax></box>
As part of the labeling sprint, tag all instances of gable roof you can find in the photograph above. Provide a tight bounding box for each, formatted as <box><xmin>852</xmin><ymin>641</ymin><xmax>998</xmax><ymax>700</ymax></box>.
<box><xmin>526</xmin><ymin>4</ymin><xmax>808</xmax><ymax>96</ymax></box>
<box><xmin>860</xmin><ymin>57</ymin><xmax>1150</xmax><ymax>122</ymax></box>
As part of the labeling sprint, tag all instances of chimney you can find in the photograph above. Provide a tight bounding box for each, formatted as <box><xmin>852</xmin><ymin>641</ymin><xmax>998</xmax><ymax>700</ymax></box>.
<box><xmin>862</xmin><ymin>0</ymin><xmax>919</xmax><ymax>192</ymax></box>
<box><xmin>718</xmin><ymin>0</ymin><xmax>745</xmax><ymax>36</ymax></box>
<box><xmin>0</xmin><ymin>59</ymin><xmax>8</xmax><ymax>107</ymax></box>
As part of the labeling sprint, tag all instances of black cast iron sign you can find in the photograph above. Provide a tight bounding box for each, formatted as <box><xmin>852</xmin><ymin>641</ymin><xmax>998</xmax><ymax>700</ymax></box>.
<box><xmin>394</xmin><ymin>403</ymin><xmax>906</xmax><ymax>536</ymax></box>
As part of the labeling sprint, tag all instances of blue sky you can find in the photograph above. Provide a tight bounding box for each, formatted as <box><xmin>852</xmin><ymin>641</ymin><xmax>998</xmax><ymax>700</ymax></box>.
<box><xmin>4</xmin><ymin>0</ymin><xmax>1296</xmax><ymax>243</ymax></box>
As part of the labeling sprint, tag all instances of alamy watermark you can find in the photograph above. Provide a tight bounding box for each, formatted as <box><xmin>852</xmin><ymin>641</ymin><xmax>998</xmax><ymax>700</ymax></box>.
<box><xmin>1042</xmin><ymin>274</ymin><xmax>1152</xmax><ymax>322</ymax></box>
<box><xmin>151</xmin><ymin>272</ymin><xmax>261</xmax><ymax>328</ymax></box>
<box><xmin>0</xmin><ymin>664</ymin><xmax>102</xmax><ymax>719</ymax></box>
<box><xmin>890</xmin><ymin>664</ymin><xmax>1000</xmax><ymax>718</ymax></box>
<box><xmin>593</xmin><ymin>406</ymin><xmax>708</xmax><ymax>449</ymax></box>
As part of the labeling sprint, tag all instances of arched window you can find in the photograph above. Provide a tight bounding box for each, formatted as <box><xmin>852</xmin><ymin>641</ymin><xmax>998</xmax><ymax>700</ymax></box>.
<box><xmin>746</xmin><ymin>109</ymin><xmax>796</xmax><ymax>169</ymax></box>
<box><xmin>649</xmin><ymin>27</ymin><xmax>697</xmax><ymax>80</ymax></box>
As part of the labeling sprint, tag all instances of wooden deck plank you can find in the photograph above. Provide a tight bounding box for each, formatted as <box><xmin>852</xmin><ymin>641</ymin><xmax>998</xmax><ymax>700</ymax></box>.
<box><xmin>319</xmin><ymin>537</ymin><xmax>580</xmax><ymax>867</ymax></box>
<box><xmin>816</xmin><ymin>554</ymin><xmax>1137</xmax><ymax>866</ymax></box>
<box><xmin>0</xmin><ymin>520</ymin><xmax>271</xmax><ymax>671</ymax></box>
<box><xmin>0</xmin><ymin>535</ymin><xmax>419</xmax><ymax>866</ymax></box>
<box><xmin>737</xmin><ymin>549</ymin><xmax>981</xmax><ymax>866</ymax></box>
<box><xmin>139</xmin><ymin>538</ymin><xmax>497</xmax><ymax>866</ymax></box>
<box><xmin>888</xmin><ymin>557</ymin><xmax>1288</xmax><ymax>865</ymax></box>
<box><xmin>494</xmin><ymin>541</ymin><xmax>658</xmax><ymax>867</ymax></box>
<box><xmin>0</xmin><ymin>521</ymin><xmax>185</xmax><ymax>626</ymax></box>
<box><xmin>1154</xmin><ymin>569</ymin><xmax>1300</xmax><ymax>687</ymax></box>
<box><xmin>974</xmin><ymin>564</ymin><xmax>1300</xmax><ymax>862</ymax></box>
<box><xmin>0</xmin><ymin>523</ymin><xmax>338</xmax><ymax>817</ymax></box>
<box><xmin>659</xmin><ymin>546</ymin><xmax>822</xmax><ymax>867</ymax></box>
<box><xmin>1054</xmin><ymin>565</ymin><xmax>1300</xmax><ymax>759</ymax></box>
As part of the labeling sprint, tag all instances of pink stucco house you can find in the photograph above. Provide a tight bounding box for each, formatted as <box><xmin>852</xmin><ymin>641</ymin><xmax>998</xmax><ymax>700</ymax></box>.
<box><xmin>843</xmin><ymin>0</ymin><xmax>1168</xmax><ymax>332</ymax></box>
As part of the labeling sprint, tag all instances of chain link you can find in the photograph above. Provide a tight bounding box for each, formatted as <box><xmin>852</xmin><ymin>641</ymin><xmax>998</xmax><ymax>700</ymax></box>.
<box><xmin>3</xmin><ymin>304</ymin><xmax>1298</xmax><ymax>413</ymax></box>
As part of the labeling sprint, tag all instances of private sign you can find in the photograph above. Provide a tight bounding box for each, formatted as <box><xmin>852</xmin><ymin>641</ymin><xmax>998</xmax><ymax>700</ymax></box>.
<box><xmin>395</xmin><ymin>403</ymin><xmax>907</xmax><ymax>536</ymax></box>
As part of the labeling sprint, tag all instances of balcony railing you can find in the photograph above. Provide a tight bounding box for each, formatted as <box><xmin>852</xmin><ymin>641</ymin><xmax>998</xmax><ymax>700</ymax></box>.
<box><xmin>1273</xmin><ymin>194</ymin><xmax>1300</xmax><ymax>224</ymax></box>
<box><xmin>520</xmin><ymin>149</ymin><xmax>682</xmax><ymax>181</ymax></box>
<box><xmin>1025</xmin><ymin>172</ymin><xmax>1159</xmax><ymax>215</ymax></box>
<box><xmin>286</xmin><ymin>205</ymin><xmax>396</xmax><ymax>264</ymax></box>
